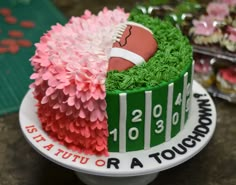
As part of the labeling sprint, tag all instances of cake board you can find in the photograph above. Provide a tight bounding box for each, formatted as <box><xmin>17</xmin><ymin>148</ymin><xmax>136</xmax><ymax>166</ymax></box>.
<box><xmin>19</xmin><ymin>81</ymin><xmax>216</xmax><ymax>185</ymax></box>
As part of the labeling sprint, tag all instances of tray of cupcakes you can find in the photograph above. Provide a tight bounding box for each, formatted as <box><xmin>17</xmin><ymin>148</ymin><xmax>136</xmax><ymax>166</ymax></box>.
<box><xmin>136</xmin><ymin>0</ymin><xmax>236</xmax><ymax>103</ymax></box>
<box><xmin>188</xmin><ymin>0</ymin><xmax>236</xmax><ymax>103</ymax></box>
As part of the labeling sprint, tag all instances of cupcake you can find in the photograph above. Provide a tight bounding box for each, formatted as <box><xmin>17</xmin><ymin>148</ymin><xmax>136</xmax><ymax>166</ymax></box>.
<box><xmin>207</xmin><ymin>2</ymin><xmax>230</xmax><ymax>21</ymax></box>
<box><xmin>221</xmin><ymin>26</ymin><xmax>236</xmax><ymax>51</ymax></box>
<box><xmin>189</xmin><ymin>16</ymin><xmax>223</xmax><ymax>45</ymax></box>
<box><xmin>194</xmin><ymin>54</ymin><xmax>216</xmax><ymax>88</ymax></box>
<box><xmin>216</xmin><ymin>66</ymin><xmax>236</xmax><ymax>94</ymax></box>
<box><xmin>207</xmin><ymin>2</ymin><xmax>232</xmax><ymax>25</ymax></box>
<box><xmin>218</xmin><ymin>0</ymin><xmax>236</xmax><ymax>13</ymax></box>
<box><xmin>189</xmin><ymin>2</ymin><xmax>229</xmax><ymax>45</ymax></box>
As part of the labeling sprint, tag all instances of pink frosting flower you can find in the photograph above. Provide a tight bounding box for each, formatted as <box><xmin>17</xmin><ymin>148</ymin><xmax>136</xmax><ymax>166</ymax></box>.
<box><xmin>207</xmin><ymin>2</ymin><xmax>229</xmax><ymax>20</ymax></box>
<box><xmin>227</xmin><ymin>26</ymin><xmax>236</xmax><ymax>42</ymax></box>
<box><xmin>81</xmin><ymin>10</ymin><xmax>92</xmax><ymax>19</ymax></box>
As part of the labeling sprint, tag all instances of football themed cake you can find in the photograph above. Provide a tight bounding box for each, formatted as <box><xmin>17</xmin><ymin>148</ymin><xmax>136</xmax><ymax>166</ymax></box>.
<box><xmin>30</xmin><ymin>8</ymin><xmax>193</xmax><ymax>156</ymax></box>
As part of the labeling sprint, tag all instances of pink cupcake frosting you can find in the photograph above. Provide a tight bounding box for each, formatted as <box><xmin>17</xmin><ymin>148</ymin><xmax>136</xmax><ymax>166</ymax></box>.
<box><xmin>220</xmin><ymin>66</ymin><xmax>236</xmax><ymax>84</ymax></box>
<box><xmin>194</xmin><ymin>58</ymin><xmax>212</xmax><ymax>74</ymax></box>
<box><xmin>30</xmin><ymin>8</ymin><xmax>129</xmax><ymax>156</ymax></box>
<box><xmin>207</xmin><ymin>2</ymin><xmax>229</xmax><ymax>20</ymax></box>
<box><xmin>192</xmin><ymin>16</ymin><xmax>217</xmax><ymax>36</ymax></box>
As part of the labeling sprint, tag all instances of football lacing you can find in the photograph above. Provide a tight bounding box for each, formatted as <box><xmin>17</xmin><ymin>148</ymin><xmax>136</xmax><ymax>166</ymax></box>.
<box><xmin>112</xmin><ymin>23</ymin><xmax>127</xmax><ymax>43</ymax></box>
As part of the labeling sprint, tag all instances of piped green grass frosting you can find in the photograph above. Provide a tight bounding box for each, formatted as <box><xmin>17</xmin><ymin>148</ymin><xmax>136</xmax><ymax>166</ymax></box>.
<box><xmin>105</xmin><ymin>10</ymin><xmax>193</xmax><ymax>93</ymax></box>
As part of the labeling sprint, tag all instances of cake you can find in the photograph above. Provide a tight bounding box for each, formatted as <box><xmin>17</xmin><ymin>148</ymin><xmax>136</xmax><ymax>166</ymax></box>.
<box><xmin>30</xmin><ymin>8</ymin><xmax>193</xmax><ymax>156</ymax></box>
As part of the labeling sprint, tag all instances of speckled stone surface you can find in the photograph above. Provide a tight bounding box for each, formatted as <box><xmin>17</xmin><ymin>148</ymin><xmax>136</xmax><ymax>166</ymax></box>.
<box><xmin>0</xmin><ymin>1</ymin><xmax>236</xmax><ymax>185</ymax></box>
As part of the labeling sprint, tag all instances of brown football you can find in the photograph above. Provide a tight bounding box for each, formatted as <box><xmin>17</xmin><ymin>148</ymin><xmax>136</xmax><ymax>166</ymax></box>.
<box><xmin>108</xmin><ymin>22</ymin><xmax>158</xmax><ymax>72</ymax></box>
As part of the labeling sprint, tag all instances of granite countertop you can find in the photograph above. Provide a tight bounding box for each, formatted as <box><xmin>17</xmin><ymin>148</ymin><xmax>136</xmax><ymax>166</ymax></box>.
<box><xmin>0</xmin><ymin>1</ymin><xmax>236</xmax><ymax>185</ymax></box>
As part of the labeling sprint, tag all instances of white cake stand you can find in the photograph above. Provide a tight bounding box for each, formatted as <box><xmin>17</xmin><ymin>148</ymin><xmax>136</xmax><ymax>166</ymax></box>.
<box><xmin>19</xmin><ymin>81</ymin><xmax>216</xmax><ymax>185</ymax></box>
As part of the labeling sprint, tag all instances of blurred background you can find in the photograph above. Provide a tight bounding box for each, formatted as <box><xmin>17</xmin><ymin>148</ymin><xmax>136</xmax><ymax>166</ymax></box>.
<box><xmin>0</xmin><ymin>0</ymin><xmax>235</xmax><ymax>185</ymax></box>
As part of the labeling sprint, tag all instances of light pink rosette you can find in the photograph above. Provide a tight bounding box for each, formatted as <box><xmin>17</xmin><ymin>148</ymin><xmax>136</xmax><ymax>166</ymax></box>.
<box><xmin>30</xmin><ymin>8</ymin><xmax>129</xmax><ymax>156</ymax></box>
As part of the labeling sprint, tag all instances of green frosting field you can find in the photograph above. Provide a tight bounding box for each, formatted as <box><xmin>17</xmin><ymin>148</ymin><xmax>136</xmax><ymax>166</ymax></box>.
<box><xmin>106</xmin><ymin>10</ymin><xmax>193</xmax><ymax>93</ymax></box>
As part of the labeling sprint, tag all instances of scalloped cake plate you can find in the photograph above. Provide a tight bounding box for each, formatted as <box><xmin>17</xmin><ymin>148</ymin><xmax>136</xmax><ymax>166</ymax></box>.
<box><xmin>19</xmin><ymin>81</ymin><xmax>216</xmax><ymax>177</ymax></box>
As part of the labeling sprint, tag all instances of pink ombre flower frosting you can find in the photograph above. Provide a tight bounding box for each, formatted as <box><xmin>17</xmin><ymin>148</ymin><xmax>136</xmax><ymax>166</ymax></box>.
<box><xmin>30</xmin><ymin>7</ymin><xmax>129</xmax><ymax>156</ymax></box>
<box><xmin>207</xmin><ymin>2</ymin><xmax>229</xmax><ymax>20</ymax></box>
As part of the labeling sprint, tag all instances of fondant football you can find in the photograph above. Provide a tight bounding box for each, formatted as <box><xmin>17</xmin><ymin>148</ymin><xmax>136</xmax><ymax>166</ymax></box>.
<box><xmin>108</xmin><ymin>21</ymin><xmax>158</xmax><ymax>72</ymax></box>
